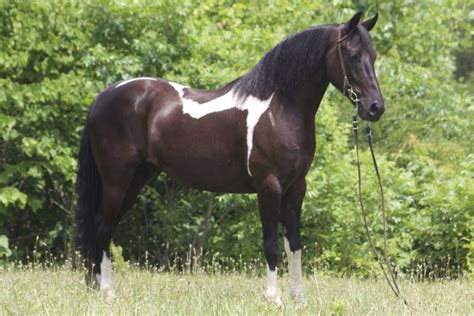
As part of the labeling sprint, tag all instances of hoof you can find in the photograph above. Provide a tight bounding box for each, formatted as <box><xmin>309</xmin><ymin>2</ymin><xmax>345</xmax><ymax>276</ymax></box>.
<box><xmin>85</xmin><ymin>273</ymin><xmax>100</xmax><ymax>290</ymax></box>
<box><xmin>103</xmin><ymin>288</ymin><xmax>116</xmax><ymax>300</ymax></box>
<box><xmin>264</xmin><ymin>289</ymin><xmax>283</xmax><ymax>308</ymax></box>
<box><xmin>100</xmin><ymin>284</ymin><xmax>114</xmax><ymax>293</ymax></box>
<box><xmin>290</xmin><ymin>287</ymin><xmax>307</xmax><ymax>307</ymax></box>
<box><xmin>292</xmin><ymin>292</ymin><xmax>308</xmax><ymax>307</ymax></box>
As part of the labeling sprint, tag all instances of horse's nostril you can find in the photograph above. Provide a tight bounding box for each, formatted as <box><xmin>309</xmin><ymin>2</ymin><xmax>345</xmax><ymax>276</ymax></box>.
<box><xmin>369</xmin><ymin>102</ymin><xmax>378</xmax><ymax>115</ymax></box>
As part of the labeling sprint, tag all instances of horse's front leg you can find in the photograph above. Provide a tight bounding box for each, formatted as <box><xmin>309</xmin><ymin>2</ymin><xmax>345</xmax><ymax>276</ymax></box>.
<box><xmin>281</xmin><ymin>178</ymin><xmax>307</xmax><ymax>306</ymax></box>
<box><xmin>257</xmin><ymin>174</ymin><xmax>283</xmax><ymax>307</ymax></box>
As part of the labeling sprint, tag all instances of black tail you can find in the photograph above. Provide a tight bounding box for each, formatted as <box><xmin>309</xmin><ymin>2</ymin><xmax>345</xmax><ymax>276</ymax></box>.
<box><xmin>75</xmin><ymin>118</ymin><xmax>102</xmax><ymax>269</ymax></box>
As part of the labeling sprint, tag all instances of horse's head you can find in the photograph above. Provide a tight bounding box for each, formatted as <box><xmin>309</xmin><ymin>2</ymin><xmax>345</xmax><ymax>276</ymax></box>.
<box><xmin>326</xmin><ymin>12</ymin><xmax>384</xmax><ymax>121</ymax></box>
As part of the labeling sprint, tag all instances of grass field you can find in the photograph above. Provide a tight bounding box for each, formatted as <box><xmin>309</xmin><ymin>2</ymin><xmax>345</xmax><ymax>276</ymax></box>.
<box><xmin>0</xmin><ymin>267</ymin><xmax>472</xmax><ymax>315</ymax></box>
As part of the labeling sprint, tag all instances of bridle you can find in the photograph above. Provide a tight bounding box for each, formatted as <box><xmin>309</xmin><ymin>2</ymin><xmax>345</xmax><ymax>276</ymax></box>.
<box><xmin>336</xmin><ymin>26</ymin><xmax>409</xmax><ymax>307</ymax></box>
<box><xmin>336</xmin><ymin>28</ymin><xmax>361</xmax><ymax>107</ymax></box>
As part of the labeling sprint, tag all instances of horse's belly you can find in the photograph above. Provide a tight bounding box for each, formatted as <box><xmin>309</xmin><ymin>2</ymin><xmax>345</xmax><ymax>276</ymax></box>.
<box><xmin>149</xmin><ymin>108</ymin><xmax>255</xmax><ymax>193</ymax></box>
<box><xmin>163</xmin><ymin>158</ymin><xmax>255</xmax><ymax>193</ymax></box>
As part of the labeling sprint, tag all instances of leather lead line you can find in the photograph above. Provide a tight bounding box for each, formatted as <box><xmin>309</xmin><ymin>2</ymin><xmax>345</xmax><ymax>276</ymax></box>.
<box><xmin>338</xmin><ymin>25</ymin><xmax>408</xmax><ymax>306</ymax></box>
<box><xmin>366</xmin><ymin>123</ymin><xmax>407</xmax><ymax>305</ymax></box>
<box><xmin>353</xmin><ymin>117</ymin><xmax>408</xmax><ymax>306</ymax></box>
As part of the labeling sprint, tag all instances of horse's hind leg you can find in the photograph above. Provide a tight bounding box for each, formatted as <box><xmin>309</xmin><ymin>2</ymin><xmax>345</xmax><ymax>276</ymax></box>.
<box><xmin>93</xmin><ymin>165</ymin><xmax>135</xmax><ymax>291</ymax></box>
<box><xmin>280</xmin><ymin>178</ymin><xmax>306</xmax><ymax>305</ymax></box>
<box><xmin>118</xmin><ymin>164</ymin><xmax>159</xmax><ymax>221</ymax></box>
<box><xmin>93</xmin><ymin>164</ymin><xmax>158</xmax><ymax>291</ymax></box>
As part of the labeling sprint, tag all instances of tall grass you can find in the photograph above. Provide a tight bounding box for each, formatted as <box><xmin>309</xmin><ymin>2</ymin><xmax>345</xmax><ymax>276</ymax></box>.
<box><xmin>0</xmin><ymin>260</ymin><xmax>472</xmax><ymax>315</ymax></box>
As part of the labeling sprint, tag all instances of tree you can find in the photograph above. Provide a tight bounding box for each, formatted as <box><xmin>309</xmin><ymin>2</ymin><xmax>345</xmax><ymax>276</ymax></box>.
<box><xmin>0</xmin><ymin>0</ymin><xmax>472</xmax><ymax>277</ymax></box>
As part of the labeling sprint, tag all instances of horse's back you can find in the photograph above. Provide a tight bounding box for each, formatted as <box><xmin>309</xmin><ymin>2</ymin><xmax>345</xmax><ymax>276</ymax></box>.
<box><xmin>87</xmin><ymin>78</ymin><xmax>255</xmax><ymax>193</ymax></box>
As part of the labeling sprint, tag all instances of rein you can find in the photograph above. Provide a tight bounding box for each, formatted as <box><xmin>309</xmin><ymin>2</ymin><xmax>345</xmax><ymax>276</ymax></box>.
<box><xmin>336</xmin><ymin>27</ymin><xmax>408</xmax><ymax>306</ymax></box>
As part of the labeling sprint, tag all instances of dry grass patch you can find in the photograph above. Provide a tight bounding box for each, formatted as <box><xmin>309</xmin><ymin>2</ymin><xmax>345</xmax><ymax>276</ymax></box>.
<box><xmin>0</xmin><ymin>267</ymin><xmax>472</xmax><ymax>315</ymax></box>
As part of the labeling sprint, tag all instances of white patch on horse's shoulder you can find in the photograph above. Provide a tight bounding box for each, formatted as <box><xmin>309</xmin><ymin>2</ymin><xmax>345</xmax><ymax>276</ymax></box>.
<box><xmin>167</xmin><ymin>80</ymin><xmax>274</xmax><ymax>177</ymax></box>
<box><xmin>99</xmin><ymin>251</ymin><xmax>113</xmax><ymax>291</ymax></box>
<box><xmin>237</xmin><ymin>93</ymin><xmax>274</xmax><ymax>176</ymax></box>
<box><xmin>116</xmin><ymin>77</ymin><xmax>158</xmax><ymax>88</ymax></box>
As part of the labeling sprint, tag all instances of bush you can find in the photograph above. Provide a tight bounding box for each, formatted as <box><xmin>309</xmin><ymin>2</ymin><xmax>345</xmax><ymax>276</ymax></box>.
<box><xmin>0</xmin><ymin>0</ymin><xmax>472</xmax><ymax>277</ymax></box>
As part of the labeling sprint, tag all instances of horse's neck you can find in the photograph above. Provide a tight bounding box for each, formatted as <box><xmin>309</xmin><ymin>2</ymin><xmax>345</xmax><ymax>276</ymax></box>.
<box><xmin>284</xmin><ymin>75</ymin><xmax>330</xmax><ymax>121</ymax></box>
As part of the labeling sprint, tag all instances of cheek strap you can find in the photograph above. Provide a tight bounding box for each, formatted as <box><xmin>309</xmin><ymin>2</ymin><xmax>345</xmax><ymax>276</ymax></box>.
<box><xmin>336</xmin><ymin>28</ymin><xmax>360</xmax><ymax>109</ymax></box>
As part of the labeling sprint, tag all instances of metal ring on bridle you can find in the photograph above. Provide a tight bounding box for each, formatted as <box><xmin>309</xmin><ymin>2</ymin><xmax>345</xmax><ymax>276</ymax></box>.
<box><xmin>347</xmin><ymin>86</ymin><xmax>360</xmax><ymax>104</ymax></box>
<box><xmin>348</xmin><ymin>84</ymin><xmax>360</xmax><ymax>121</ymax></box>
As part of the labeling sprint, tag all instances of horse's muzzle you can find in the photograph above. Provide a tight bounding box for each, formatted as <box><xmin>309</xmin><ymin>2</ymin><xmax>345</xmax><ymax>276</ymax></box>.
<box><xmin>361</xmin><ymin>100</ymin><xmax>385</xmax><ymax>121</ymax></box>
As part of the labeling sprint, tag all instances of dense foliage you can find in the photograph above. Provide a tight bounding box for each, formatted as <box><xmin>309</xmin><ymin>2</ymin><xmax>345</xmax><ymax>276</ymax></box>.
<box><xmin>1</xmin><ymin>0</ymin><xmax>472</xmax><ymax>278</ymax></box>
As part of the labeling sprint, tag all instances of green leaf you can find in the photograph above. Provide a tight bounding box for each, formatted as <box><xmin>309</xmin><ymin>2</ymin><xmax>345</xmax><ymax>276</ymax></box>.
<box><xmin>0</xmin><ymin>187</ymin><xmax>28</xmax><ymax>208</ymax></box>
<box><xmin>0</xmin><ymin>235</ymin><xmax>12</xmax><ymax>258</ymax></box>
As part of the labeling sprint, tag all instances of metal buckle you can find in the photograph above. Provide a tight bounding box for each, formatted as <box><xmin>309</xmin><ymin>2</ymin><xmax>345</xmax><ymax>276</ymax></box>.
<box><xmin>352</xmin><ymin>113</ymin><xmax>358</xmax><ymax>131</ymax></box>
<box><xmin>365</xmin><ymin>122</ymin><xmax>372</xmax><ymax>137</ymax></box>
<box><xmin>347</xmin><ymin>86</ymin><xmax>360</xmax><ymax>104</ymax></box>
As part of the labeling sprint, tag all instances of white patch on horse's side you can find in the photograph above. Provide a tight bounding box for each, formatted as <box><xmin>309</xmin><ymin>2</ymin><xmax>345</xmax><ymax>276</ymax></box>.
<box><xmin>168</xmin><ymin>81</ymin><xmax>186</xmax><ymax>98</ymax></box>
<box><xmin>168</xmin><ymin>82</ymin><xmax>274</xmax><ymax>176</ymax></box>
<box><xmin>115</xmin><ymin>77</ymin><xmax>158</xmax><ymax>88</ymax></box>
<box><xmin>99</xmin><ymin>251</ymin><xmax>113</xmax><ymax>291</ymax></box>
<box><xmin>284</xmin><ymin>237</ymin><xmax>305</xmax><ymax>304</ymax></box>
<box><xmin>241</xmin><ymin>94</ymin><xmax>274</xmax><ymax>176</ymax></box>
<box><xmin>264</xmin><ymin>265</ymin><xmax>282</xmax><ymax>307</ymax></box>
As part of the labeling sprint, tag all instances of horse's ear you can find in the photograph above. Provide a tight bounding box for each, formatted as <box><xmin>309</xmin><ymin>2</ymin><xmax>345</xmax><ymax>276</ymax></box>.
<box><xmin>362</xmin><ymin>13</ymin><xmax>378</xmax><ymax>32</ymax></box>
<box><xmin>347</xmin><ymin>11</ymin><xmax>363</xmax><ymax>31</ymax></box>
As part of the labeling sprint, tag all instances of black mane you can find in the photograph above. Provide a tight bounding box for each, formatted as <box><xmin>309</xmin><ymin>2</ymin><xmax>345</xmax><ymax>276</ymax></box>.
<box><xmin>235</xmin><ymin>24</ymin><xmax>335</xmax><ymax>100</ymax></box>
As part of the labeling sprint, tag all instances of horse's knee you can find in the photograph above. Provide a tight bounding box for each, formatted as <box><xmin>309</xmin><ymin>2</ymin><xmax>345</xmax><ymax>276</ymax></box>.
<box><xmin>285</xmin><ymin>233</ymin><xmax>302</xmax><ymax>252</ymax></box>
<box><xmin>97</xmin><ymin>223</ymin><xmax>113</xmax><ymax>238</ymax></box>
<box><xmin>264</xmin><ymin>241</ymin><xmax>281</xmax><ymax>270</ymax></box>
<box><xmin>97</xmin><ymin>223</ymin><xmax>114</xmax><ymax>245</ymax></box>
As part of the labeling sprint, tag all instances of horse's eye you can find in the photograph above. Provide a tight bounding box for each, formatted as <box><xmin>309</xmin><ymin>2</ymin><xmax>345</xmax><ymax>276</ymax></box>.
<box><xmin>349</xmin><ymin>53</ymin><xmax>360</xmax><ymax>63</ymax></box>
<box><xmin>347</xmin><ymin>48</ymin><xmax>359</xmax><ymax>59</ymax></box>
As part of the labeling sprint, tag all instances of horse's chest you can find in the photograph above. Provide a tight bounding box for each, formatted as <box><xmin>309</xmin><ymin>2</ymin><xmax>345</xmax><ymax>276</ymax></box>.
<box><xmin>252</xmin><ymin>113</ymin><xmax>315</xmax><ymax>178</ymax></box>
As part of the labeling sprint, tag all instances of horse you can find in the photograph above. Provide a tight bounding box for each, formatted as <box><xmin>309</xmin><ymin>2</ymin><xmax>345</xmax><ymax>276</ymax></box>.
<box><xmin>75</xmin><ymin>11</ymin><xmax>383</xmax><ymax>305</ymax></box>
